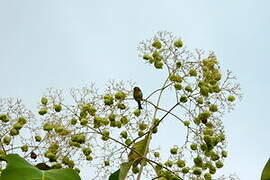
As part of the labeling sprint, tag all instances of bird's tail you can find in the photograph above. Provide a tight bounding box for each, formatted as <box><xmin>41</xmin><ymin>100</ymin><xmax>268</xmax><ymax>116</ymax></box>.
<box><xmin>138</xmin><ymin>101</ymin><xmax>142</xmax><ymax>109</ymax></box>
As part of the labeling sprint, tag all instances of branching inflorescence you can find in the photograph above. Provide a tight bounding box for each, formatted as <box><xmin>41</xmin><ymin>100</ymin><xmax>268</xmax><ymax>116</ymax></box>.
<box><xmin>0</xmin><ymin>31</ymin><xmax>241</xmax><ymax>180</ymax></box>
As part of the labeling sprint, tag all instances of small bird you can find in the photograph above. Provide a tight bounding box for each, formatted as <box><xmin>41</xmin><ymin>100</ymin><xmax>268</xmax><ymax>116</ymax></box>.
<box><xmin>133</xmin><ymin>87</ymin><xmax>143</xmax><ymax>109</ymax></box>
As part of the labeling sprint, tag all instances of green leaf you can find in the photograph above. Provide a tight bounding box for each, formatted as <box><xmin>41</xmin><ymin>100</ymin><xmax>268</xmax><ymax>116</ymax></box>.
<box><xmin>109</xmin><ymin>162</ymin><xmax>132</xmax><ymax>180</ymax></box>
<box><xmin>0</xmin><ymin>154</ymin><xmax>81</xmax><ymax>180</ymax></box>
<box><xmin>128</xmin><ymin>135</ymin><xmax>149</xmax><ymax>165</ymax></box>
<box><xmin>261</xmin><ymin>159</ymin><xmax>270</xmax><ymax>180</ymax></box>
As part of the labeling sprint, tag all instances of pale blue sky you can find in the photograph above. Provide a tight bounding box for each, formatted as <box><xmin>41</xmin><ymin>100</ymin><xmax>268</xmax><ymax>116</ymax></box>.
<box><xmin>0</xmin><ymin>0</ymin><xmax>270</xmax><ymax>179</ymax></box>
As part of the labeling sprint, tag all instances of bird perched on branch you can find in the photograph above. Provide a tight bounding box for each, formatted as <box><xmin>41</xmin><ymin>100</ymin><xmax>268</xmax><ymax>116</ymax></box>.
<box><xmin>133</xmin><ymin>87</ymin><xmax>143</xmax><ymax>109</ymax></box>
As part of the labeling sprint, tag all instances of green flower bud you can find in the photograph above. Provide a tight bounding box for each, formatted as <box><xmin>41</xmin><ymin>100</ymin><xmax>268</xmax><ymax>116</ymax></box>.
<box><xmin>193</xmin><ymin>118</ymin><xmax>201</xmax><ymax>125</ymax></box>
<box><xmin>9</xmin><ymin>128</ymin><xmax>19</xmax><ymax>136</ymax></box>
<box><xmin>69</xmin><ymin>141</ymin><xmax>81</xmax><ymax>147</ymax></box>
<box><xmin>227</xmin><ymin>95</ymin><xmax>236</xmax><ymax>102</ymax></box>
<box><xmin>174</xmin><ymin>83</ymin><xmax>182</xmax><ymax>90</ymax></box>
<box><xmin>80</xmin><ymin>118</ymin><xmax>88</xmax><ymax>126</ymax></box>
<box><xmin>152</xmin><ymin>127</ymin><xmax>158</xmax><ymax>133</ymax></box>
<box><xmin>3</xmin><ymin>136</ymin><xmax>11</xmax><ymax>145</ymax></box>
<box><xmin>143</xmin><ymin>54</ymin><xmax>151</xmax><ymax>60</ymax></box>
<box><xmin>203</xmin><ymin>128</ymin><xmax>214</xmax><ymax>136</ymax></box>
<box><xmin>182</xmin><ymin>167</ymin><xmax>190</xmax><ymax>174</ymax></box>
<box><xmin>67</xmin><ymin>160</ymin><xmax>74</xmax><ymax>168</ymax></box>
<box><xmin>221</xmin><ymin>151</ymin><xmax>228</xmax><ymax>158</ymax></box>
<box><xmin>204</xmin><ymin>173</ymin><xmax>212</xmax><ymax>180</ymax></box>
<box><xmin>82</xmin><ymin>148</ymin><xmax>92</xmax><ymax>156</ymax></box>
<box><xmin>117</xmin><ymin>103</ymin><xmax>126</xmax><ymax>110</ymax></box>
<box><xmin>103</xmin><ymin>95</ymin><xmax>114</xmax><ymax>105</ymax></box>
<box><xmin>48</xmin><ymin>143</ymin><xmax>59</xmax><ymax>153</ymax></box>
<box><xmin>13</xmin><ymin>122</ymin><xmax>23</xmax><ymax>130</ymax></box>
<box><xmin>165</xmin><ymin>161</ymin><xmax>173</xmax><ymax>167</ymax></box>
<box><xmin>18</xmin><ymin>117</ymin><xmax>27</xmax><ymax>125</ymax></box>
<box><xmin>109</xmin><ymin>114</ymin><xmax>117</xmax><ymax>121</ymax></box>
<box><xmin>104</xmin><ymin>160</ymin><xmax>110</xmax><ymax>166</ymax></box>
<box><xmin>209</xmin><ymin>105</ymin><xmax>218</xmax><ymax>112</ymax></box>
<box><xmin>41</xmin><ymin>97</ymin><xmax>48</xmax><ymax>105</ymax></box>
<box><xmin>132</xmin><ymin>166</ymin><xmax>140</xmax><ymax>174</ymax></box>
<box><xmin>86</xmin><ymin>155</ymin><xmax>93</xmax><ymax>161</ymax></box>
<box><xmin>39</xmin><ymin>108</ymin><xmax>47</xmax><ymax>115</ymax></box>
<box><xmin>200</xmin><ymin>86</ymin><xmax>209</xmax><ymax>96</ymax></box>
<box><xmin>180</xmin><ymin>96</ymin><xmax>188</xmax><ymax>103</ymax></box>
<box><xmin>210</xmin><ymin>152</ymin><xmax>220</xmax><ymax>161</ymax></box>
<box><xmin>125</xmin><ymin>139</ymin><xmax>132</xmax><ymax>146</ymax></box>
<box><xmin>190</xmin><ymin>143</ymin><xmax>197</xmax><ymax>150</ymax></box>
<box><xmin>169</xmin><ymin>74</ymin><xmax>182</xmax><ymax>82</ymax></box>
<box><xmin>184</xmin><ymin>86</ymin><xmax>193</xmax><ymax>93</ymax></box>
<box><xmin>54</xmin><ymin>125</ymin><xmax>64</xmax><ymax>133</ymax></box>
<box><xmin>209</xmin><ymin>165</ymin><xmax>216</xmax><ymax>174</ymax></box>
<box><xmin>54</xmin><ymin>104</ymin><xmax>62</xmax><ymax>112</ymax></box>
<box><xmin>0</xmin><ymin>114</ymin><xmax>9</xmax><ymax>123</ymax></box>
<box><xmin>62</xmin><ymin>157</ymin><xmax>70</xmax><ymax>165</ymax></box>
<box><xmin>176</xmin><ymin>160</ymin><xmax>186</xmax><ymax>168</ymax></box>
<box><xmin>52</xmin><ymin>163</ymin><xmax>62</xmax><ymax>169</ymax></box>
<box><xmin>0</xmin><ymin>150</ymin><xmax>6</xmax><ymax>159</ymax></box>
<box><xmin>170</xmin><ymin>148</ymin><xmax>178</xmax><ymax>155</ymax></box>
<box><xmin>120</xmin><ymin>116</ymin><xmax>129</xmax><ymax>125</ymax></box>
<box><xmin>193</xmin><ymin>167</ymin><xmax>202</xmax><ymax>175</ymax></box>
<box><xmin>215</xmin><ymin>161</ymin><xmax>223</xmax><ymax>168</ymax></box>
<box><xmin>154</xmin><ymin>152</ymin><xmax>160</xmax><ymax>158</ymax></box>
<box><xmin>176</xmin><ymin>61</ymin><xmax>182</xmax><ymax>68</ymax></box>
<box><xmin>154</xmin><ymin>60</ymin><xmax>163</xmax><ymax>69</ymax></box>
<box><xmin>174</xmin><ymin>40</ymin><xmax>183</xmax><ymax>48</ymax></box>
<box><xmin>70</xmin><ymin>118</ymin><xmax>77</xmax><ymax>125</ymax></box>
<box><xmin>152</xmin><ymin>40</ymin><xmax>162</xmax><ymax>49</ymax></box>
<box><xmin>120</xmin><ymin>131</ymin><xmax>128</xmax><ymax>139</ymax></box>
<box><xmin>139</xmin><ymin>122</ymin><xmax>147</xmax><ymax>130</ymax></box>
<box><xmin>198</xmin><ymin>111</ymin><xmax>211</xmax><ymax>124</ymax></box>
<box><xmin>200</xmin><ymin>144</ymin><xmax>208</xmax><ymax>151</ymax></box>
<box><xmin>196</xmin><ymin>97</ymin><xmax>203</xmax><ymax>104</ymax></box>
<box><xmin>193</xmin><ymin>156</ymin><xmax>203</xmax><ymax>167</ymax></box>
<box><xmin>138</xmin><ymin>131</ymin><xmax>144</xmax><ymax>137</ymax></box>
<box><xmin>21</xmin><ymin>145</ymin><xmax>29</xmax><ymax>152</ymax></box>
<box><xmin>115</xmin><ymin>121</ymin><xmax>122</xmax><ymax>128</ymax></box>
<box><xmin>71</xmin><ymin>134</ymin><xmax>86</xmax><ymax>144</ymax></box>
<box><xmin>35</xmin><ymin>136</ymin><xmax>42</xmax><ymax>142</ymax></box>
<box><xmin>133</xmin><ymin>109</ymin><xmax>141</xmax><ymax>117</ymax></box>
<box><xmin>189</xmin><ymin>69</ymin><xmax>197</xmax><ymax>76</ymax></box>
<box><xmin>115</xmin><ymin>91</ymin><xmax>127</xmax><ymax>100</ymax></box>
<box><xmin>183</xmin><ymin>121</ymin><xmax>190</xmax><ymax>126</ymax></box>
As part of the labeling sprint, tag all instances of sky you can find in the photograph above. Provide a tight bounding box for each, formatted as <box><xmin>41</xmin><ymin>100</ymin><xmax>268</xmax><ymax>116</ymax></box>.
<box><xmin>0</xmin><ymin>0</ymin><xmax>270</xmax><ymax>179</ymax></box>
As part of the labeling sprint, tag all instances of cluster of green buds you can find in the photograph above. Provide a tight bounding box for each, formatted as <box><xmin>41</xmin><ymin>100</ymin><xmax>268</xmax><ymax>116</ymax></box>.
<box><xmin>39</xmin><ymin>97</ymin><xmax>48</xmax><ymax>115</ymax></box>
<box><xmin>82</xmin><ymin>147</ymin><xmax>93</xmax><ymax>161</ymax></box>
<box><xmin>9</xmin><ymin>117</ymin><xmax>27</xmax><ymax>136</ymax></box>
<box><xmin>0</xmin><ymin>114</ymin><xmax>10</xmax><ymax>123</ymax></box>
<box><xmin>44</xmin><ymin>143</ymin><xmax>59</xmax><ymax>162</ymax></box>
<box><xmin>103</xmin><ymin>94</ymin><xmax>114</xmax><ymax>106</ymax></box>
<box><xmin>115</xmin><ymin>91</ymin><xmax>127</xmax><ymax>110</ymax></box>
<box><xmin>62</xmin><ymin>156</ymin><xmax>75</xmax><ymax>168</ymax></box>
<box><xmin>70</xmin><ymin>134</ymin><xmax>86</xmax><ymax>147</ymax></box>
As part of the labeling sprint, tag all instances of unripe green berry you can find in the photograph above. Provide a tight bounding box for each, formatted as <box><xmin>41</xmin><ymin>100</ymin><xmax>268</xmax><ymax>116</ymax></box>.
<box><xmin>117</xmin><ymin>103</ymin><xmax>126</xmax><ymax>110</ymax></box>
<box><xmin>203</xmin><ymin>128</ymin><xmax>214</xmax><ymax>136</ymax></box>
<box><xmin>204</xmin><ymin>173</ymin><xmax>212</xmax><ymax>180</ymax></box>
<box><xmin>13</xmin><ymin>122</ymin><xmax>23</xmax><ymax>130</ymax></box>
<box><xmin>169</xmin><ymin>74</ymin><xmax>182</xmax><ymax>82</ymax></box>
<box><xmin>174</xmin><ymin>40</ymin><xmax>183</xmax><ymax>48</ymax></box>
<box><xmin>210</xmin><ymin>152</ymin><xmax>220</xmax><ymax>161</ymax></box>
<box><xmin>196</xmin><ymin>97</ymin><xmax>204</xmax><ymax>104</ymax></box>
<box><xmin>80</xmin><ymin>118</ymin><xmax>88</xmax><ymax>126</ymax></box>
<box><xmin>190</xmin><ymin>143</ymin><xmax>197</xmax><ymax>150</ymax></box>
<box><xmin>52</xmin><ymin>163</ymin><xmax>62</xmax><ymax>169</ymax></box>
<box><xmin>227</xmin><ymin>95</ymin><xmax>236</xmax><ymax>102</ymax></box>
<box><xmin>39</xmin><ymin>108</ymin><xmax>47</xmax><ymax>115</ymax></box>
<box><xmin>152</xmin><ymin>40</ymin><xmax>162</xmax><ymax>49</ymax></box>
<box><xmin>0</xmin><ymin>114</ymin><xmax>10</xmax><ymax>123</ymax></box>
<box><xmin>170</xmin><ymin>148</ymin><xmax>178</xmax><ymax>155</ymax></box>
<box><xmin>41</xmin><ymin>97</ymin><xmax>48</xmax><ymax>105</ymax></box>
<box><xmin>209</xmin><ymin>165</ymin><xmax>216</xmax><ymax>174</ymax></box>
<box><xmin>176</xmin><ymin>160</ymin><xmax>185</xmax><ymax>168</ymax></box>
<box><xmin>43</xmin><ymin>123</ymin><xmax>53</xmax><ymax>132</ymax></box>
<box><xmin>193</xmin><ymin>156</ymin><xmax>203</xmax><ymax>167</ymax></box>
<box><xmin>200</xmin><ymin>86</ymin><xmax>209</xmax><ymax>96</ymax></box>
